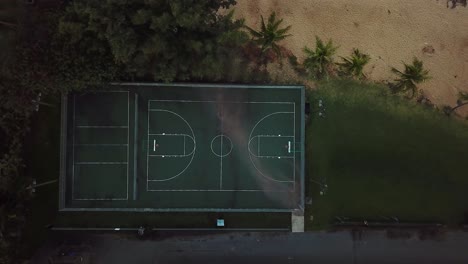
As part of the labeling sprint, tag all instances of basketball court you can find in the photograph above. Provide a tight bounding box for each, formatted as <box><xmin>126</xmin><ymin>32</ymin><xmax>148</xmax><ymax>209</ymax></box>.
<box><xmin>59</xmin><ymin>83</ymin><xmax>305</xmax><ymax>211</ymax></box>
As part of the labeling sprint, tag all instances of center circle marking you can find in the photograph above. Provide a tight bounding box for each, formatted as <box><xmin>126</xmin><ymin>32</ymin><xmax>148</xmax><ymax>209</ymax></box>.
<box><xmin>210</xmin><ymin>135</ymin><xmax>233</xmax><ymax>157</ymax></box>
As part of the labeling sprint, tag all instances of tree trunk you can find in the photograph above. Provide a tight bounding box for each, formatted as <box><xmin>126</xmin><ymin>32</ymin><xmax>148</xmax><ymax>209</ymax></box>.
<box><xmin>449</xmin><ymin>102</ymin><xmax>468</xmax><ymax>115</ymax></box>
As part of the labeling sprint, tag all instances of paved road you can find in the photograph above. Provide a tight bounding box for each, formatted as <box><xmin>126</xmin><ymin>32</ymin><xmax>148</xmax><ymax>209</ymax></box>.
<box><xmin>31</xmin><ymin>230</ymin><xmax>468</xmax><ymax>263</ymax></box>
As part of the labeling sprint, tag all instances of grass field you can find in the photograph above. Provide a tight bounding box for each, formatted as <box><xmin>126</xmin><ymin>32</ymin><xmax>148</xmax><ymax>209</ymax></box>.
<box><xmin>306</xmin><ymin>79</ymin><xmax>468</xmax><ymax>229</ymax></box>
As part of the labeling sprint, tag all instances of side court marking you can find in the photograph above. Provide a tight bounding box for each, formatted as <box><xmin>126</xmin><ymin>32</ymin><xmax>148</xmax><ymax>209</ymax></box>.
<box><xmin>146</xmin><ymin>109</ymin><xmax>196</xmax><ymax>183</ymax></box>
<box><xmin>247</xmin><ymin>112</ymin><xmax>295</xmax><ymax>183</ymax></box>
<box><xmin>72</xmin><ymin>91</ymin><xmax>130</xmax><ymax>201</ymax></box>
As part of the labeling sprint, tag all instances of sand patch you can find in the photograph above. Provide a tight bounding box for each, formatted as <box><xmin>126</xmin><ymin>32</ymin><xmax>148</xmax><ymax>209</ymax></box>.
<box><xmin>230</xmin><ymin>0</ymin><xmax>468</xmax><ymax>114</ymax></box>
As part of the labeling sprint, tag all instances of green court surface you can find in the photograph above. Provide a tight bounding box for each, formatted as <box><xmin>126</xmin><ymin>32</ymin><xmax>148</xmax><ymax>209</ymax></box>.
<box><xmin>59</xmin><ymin>83</ymin><xmax>305</xmax><ymax>211</ymax></box>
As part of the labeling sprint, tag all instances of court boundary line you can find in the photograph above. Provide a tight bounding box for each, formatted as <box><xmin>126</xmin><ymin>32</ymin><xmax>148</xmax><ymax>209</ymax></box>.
<box><xmin>72</xmin><ymin>95</ymin><xmax>76</xmax><ymax>200</ymax></box>
<box><xmin>145</xmin><ymin>188</ymin><xmax>294</xmax><ymax>192</ymax></box>
<box><xmin>149</xmin><ymin>99</ymin><xmax>293</xmax><ymax>104</ymax></box>
<box><xmin>75</xmin><ymin>144</ymin><xmax>128</xmax><ymax>146</ymax></box>
<box><xmin>74</xmin><ymin>198</ymin><xmax>128</xmax><ymax>201</ymax></box>
<box><xmin>146</xmin><ymin>109</ymin><xmax>196</xmax><ymax>183</ymax></box>
<box><xmin>75</xmin><ymin>162</ymin><xmax>128</xmax><ymax>165</ymax></box>
<box><xmin>293</xmin><ymin>102</ymin><xmax>296</xmax><ymax>191</ymax></box>
<box><xmin>113</xmin><ymin>82</ymin><xmax>303</xmax><ymax>90</ymax></box>
<box><xmin>126</xmin><ymin>91</ymin><xmax>130</xmax><ymax>200</ymax></box>
<box><xmin>146</xmin><ymin>100</ymin><xmax>150</xmax><ymax>192</ymax></box>
<box><xmin>76</xmin><ymin>126</ymin><xmax>128</xmax><ymax>128</ymax></box>
<box><xmin>219</xmin><ymin>105</ymin><xmax>224</xmax><ymax>190</ymax></box>
<box><xmin>133</xmin><ymin>93</ymin><xmax>138</xmax><ymax>200</ymax></box>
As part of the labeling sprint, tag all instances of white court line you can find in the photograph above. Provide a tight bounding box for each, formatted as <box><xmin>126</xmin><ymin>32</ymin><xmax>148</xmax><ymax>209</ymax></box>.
<box><xmin>148</xmin><ymin>154</ymin><xmax>191</xmax><ymax>157</ymax></box>
<box><xmin>250</xmin><ymin>156</ymin><xmax>293</xmax><ymax>159</ymax></box>
<box><xmin>76</xmin><ymin>126</ymin><xmax>128</xmax><ymax>128</ymax></box>
<box><xmin>149</xmin><ymin>100</ymin><xmax>294</xmax><ymax>104</ymax></box>
<box><xmin>146</xmin><ymin>100</ymin><xmax>150</xmax><ymax>192</ymax></box>
<box><xmin>247</xmin><ymin>112</ymin><xmax>295</xmax><ymax>183</ymax></box>
<box><xmin>219</xmin><ymin>111</ymin><xmax>223</xmax><ymax>190</ymax></box>
<box><xmin>258</xmin><ymin>137</ymin><xmax>260</xmax><ymax>156</ymax></box>
<box><xmin>148</xmin><ymin>134</ymin><xmax>195</xmax><ymax>157</ymax></box>
<box><xmin>72</xmin><ymin>95</ymin><xmax>76</xmax><ymax>199</ymax></box>
<box><xmin>253</xmin><ymin>135</ymin><xmax>294</xmax><ymax>138</ymax></box>
<box><xmin>74</xmin><ymin>198</ymin><xmax>127</xmax><ymax>201</ymax></box>
<box><xmin>98</xmin><ymin>90</ymin><xmax>129</xmax><ymax>93</ymax></box>
<box><xmin>293</xmin><ymin>102</ymin><xmax>296</xmax><ymax>191</ymax></box>
<box><xmin>145</xmin><ymin>189</ymin><xmax>294</xmax><ymax>192</ymax></box>
<box><xmin>248</xmin><ymin>135</ymin><xmax>295</xmax><ymax>158</ymax></box>
<box><xmin>75</xmin><ymin>144</ymin><xmax>128</xmax><ymax>146</ymax></box>
<box><xmin>126</xmin><ymin>91</ymin><xmax>129</xmax><ymax>200</ymax></box>
<box><xmin>75</xmin><ymin>162</ymin><xmax>128</xmax><ymax>164</ymax></box>
<box><xmin>72</xmin><ymin>90</ymin><xmax>130</xmax><ymax>201</ymax></box>
<box><xmin>146</xmin><ymin>109</ymin><xmax>196</xmax><ymax>183</ymax></box>
<box><xmin>153</xmin><ymin>140</ymin><xmax>156</xmax><ymax>151</ymax></box>
<box><xmin>133</xmin><ymin>93</ymin><xmax>138</xmax><ymax>200</ymax></box>
<box><xmin>148</xmin><ymin>133</ymin><xmax>195</xmax><ymax>140</ymax></box>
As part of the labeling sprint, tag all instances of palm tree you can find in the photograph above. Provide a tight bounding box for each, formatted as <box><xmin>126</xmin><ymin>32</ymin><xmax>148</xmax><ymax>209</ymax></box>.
<box><xmin>446</xmin><ymin>92</ymin><xmax>468</xmax><ymax>116</ymax></box>
<box><xmin>391</xmin><ymin>58</ymin><xmax>430</xmax><ymax>98</ymax></box>
<box><xmin>245</xmin><ymin>12</ymin><xmax>291</xmax><ymax>57</ymax></box>
<box><xmin>303</xmin><ymin>36</ymin><xmax>339</xmax><ymax>80</ymax></box>
<box><xmin>337</xmin><ymin>49</ymin><xmax>370</xmax><ymax>79</ymax></box>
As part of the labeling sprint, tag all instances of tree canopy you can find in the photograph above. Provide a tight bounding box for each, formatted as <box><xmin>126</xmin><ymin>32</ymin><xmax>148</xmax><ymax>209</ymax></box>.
<box><xmin>59</xmin><ymin>0</ymin><xmax>247</xmax><ymax>82</ymax></box>
<box><xmin>391</xmin><ymin>58</ymin><xmax>430</xmax><ymax>98</ymax></box>
<box><xmin>303</xmin><ymin>36</ymin><xmax>339</xmax><ymax>80</ymax></box>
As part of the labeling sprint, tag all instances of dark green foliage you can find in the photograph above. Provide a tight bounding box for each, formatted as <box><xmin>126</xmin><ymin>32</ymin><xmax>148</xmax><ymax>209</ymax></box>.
<box><xmin>337</xmin><ymin>48</ymin><xmax>370</xmax><ymax>79</ymax></box>
<box><xmin>390</xmin><ymin>57</ymin><xmax>430</xmax><ymax>98</ymax></box>
<box><xmin>245</xmin><ymin>12</ymin><xmax>291</xmax><ymax>56</ymax></box>
<box><xmin>303</xmin><ymin>36</ymin><xmax>339</xmax><ymax>80</ymax></box>
<box><xmin>59</xmin><ymin>0</ymin><xmax>248</xmax><ymax>82</ymax></box>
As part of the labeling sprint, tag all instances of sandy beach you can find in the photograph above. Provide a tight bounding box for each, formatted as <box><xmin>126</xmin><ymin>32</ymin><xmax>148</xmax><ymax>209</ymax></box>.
<box><xmin>231</xmin><ymin>0</ymin><xmax>468</xmax><ymax>113</ymax></box>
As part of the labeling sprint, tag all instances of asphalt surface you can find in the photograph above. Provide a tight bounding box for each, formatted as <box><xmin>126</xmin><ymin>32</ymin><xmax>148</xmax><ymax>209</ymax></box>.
<box><xmin>31</xmin><ymin>230</ymin><xmax>468</xmax><ymax>264</ymax></box>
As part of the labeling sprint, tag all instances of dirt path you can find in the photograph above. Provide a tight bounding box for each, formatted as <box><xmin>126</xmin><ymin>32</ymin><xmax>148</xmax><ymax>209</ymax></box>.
<box><xmin>231</xmin><ymin>0</ymin><xmax>468</xmax><ymax>112</ymax></box>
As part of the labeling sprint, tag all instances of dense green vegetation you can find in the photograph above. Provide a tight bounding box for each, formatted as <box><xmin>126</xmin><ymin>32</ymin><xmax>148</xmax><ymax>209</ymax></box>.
<box><xmin>59</xmin><ymin>0</ymin><xmax>248</xmax><ymax>82</ymax></box>
<box><xmin>306</xmin><ymin>79</ymin><xmax>468</xmax><ymax>229</ymax></box>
